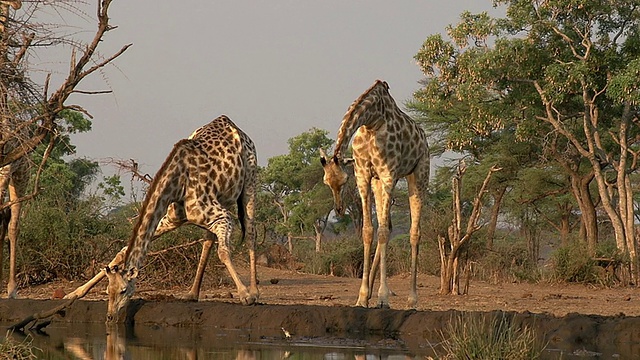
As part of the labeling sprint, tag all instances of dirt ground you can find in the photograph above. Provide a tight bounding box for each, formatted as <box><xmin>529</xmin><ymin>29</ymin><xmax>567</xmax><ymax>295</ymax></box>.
<box><xmin>14</xmin><ymin>264</ymin><xmax>640</xmax><ymax>318</ymax></box>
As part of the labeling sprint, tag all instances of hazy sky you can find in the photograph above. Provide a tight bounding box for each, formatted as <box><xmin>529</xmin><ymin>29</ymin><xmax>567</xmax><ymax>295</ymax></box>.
<box><xmin>47</xmin><ymin>1</ymin><xmax>498</xmax><ymax>175</ymax></box>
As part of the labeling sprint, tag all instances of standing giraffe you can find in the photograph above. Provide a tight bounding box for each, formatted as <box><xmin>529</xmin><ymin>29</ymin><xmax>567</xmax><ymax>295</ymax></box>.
<box><xmin>321</xmin><ymin>80</ymin><xmax>429</xmax><ymax>309</ymax></box>
<box><xmin>105</xmin><ymin>115</ymin><xmax>259</xmax><ymax>322</ymax></box>
<box><xmin>0</xmin><ymin>157</ymin><xmax>27</xmax><ymax>299</ymax></box>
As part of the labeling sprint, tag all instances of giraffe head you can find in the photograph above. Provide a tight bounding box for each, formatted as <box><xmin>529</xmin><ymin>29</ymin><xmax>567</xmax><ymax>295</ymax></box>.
<box><xmin>105</xmin><ymin>264</ymin><xmax>138</xmax><ymax>323</ymax></box>
<box><xmin>320</xmin><ymin>149</ymin><xmax>353</xmax><ymax>216</ymax></box>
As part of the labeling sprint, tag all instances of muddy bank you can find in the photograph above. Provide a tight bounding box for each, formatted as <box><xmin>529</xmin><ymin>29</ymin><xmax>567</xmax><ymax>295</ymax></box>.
<box><xmin>2</xmin><ymin>298</ymin><xmax>640</xmax><ymax>357</ymax></box>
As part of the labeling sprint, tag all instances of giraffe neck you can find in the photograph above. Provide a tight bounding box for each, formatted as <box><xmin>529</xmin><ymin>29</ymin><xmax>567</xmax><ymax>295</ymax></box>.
<box><xmin>124</xmin><ymin>141</ymin><xmax>188</xmax><ymax>270</ymax></box>
<box><xmin>333</xmin><ymin>80</ymin><xmax>393</xmax><ymax>159</ymax></box>
<box><xmin>124</xmin><ymin>190</ymin><xmax>173</xmax><ymax>271</ymax></box>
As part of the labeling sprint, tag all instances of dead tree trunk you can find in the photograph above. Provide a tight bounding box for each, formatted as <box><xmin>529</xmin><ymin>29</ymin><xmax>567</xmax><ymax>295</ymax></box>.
<box><xmin>439</xmin><ymin>162</ymin><xmax>500</xmax><ymax>295</ymax></box>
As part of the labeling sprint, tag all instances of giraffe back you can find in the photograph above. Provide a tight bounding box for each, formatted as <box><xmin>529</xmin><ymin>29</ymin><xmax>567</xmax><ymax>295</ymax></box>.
<box><xmin>124</xmin><ymin>115</ymin><xmax>257</xmax><ymax>266</ymax></box>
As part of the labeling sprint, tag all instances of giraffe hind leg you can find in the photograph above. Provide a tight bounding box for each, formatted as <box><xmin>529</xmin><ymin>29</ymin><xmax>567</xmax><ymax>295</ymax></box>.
<box><xmin>7</xmin><ymin>180</ymin><xmax>23</xmax><ymax>299</ymax></box>
<box><xmin>153</xmin><ymin>202</ymin><xmax>211</xmax><ymax>301</ymax></box>
<box><xmin>209</xmin><ymin>212</ymin><xmax>256</xmax><ymax>306</ymax></box>
<box><xmin>0</xmin><ymin>207</ymin><xmax>8</xmax><ymax>296</ymax></box>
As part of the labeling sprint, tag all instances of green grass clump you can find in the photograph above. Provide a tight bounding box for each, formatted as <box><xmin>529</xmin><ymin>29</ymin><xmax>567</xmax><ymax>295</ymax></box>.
<box><xmin>437</xmin><ymin>312</ymin><xmax>545</xmax><ymax>360</ymax></box>
<box><xmin>0</xmin><ymin>332</ymin><xmax>40</xmax><ymax>360</ymax></box>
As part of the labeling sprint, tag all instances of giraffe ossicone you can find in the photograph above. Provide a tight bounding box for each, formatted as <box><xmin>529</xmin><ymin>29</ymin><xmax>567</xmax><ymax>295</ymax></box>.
<box><xmin>321</xmin><ymin>79</ymin><xmax>430</xmax><ymax>309</ymax></box>
<box><xmin>105</xmin><ymin>115</ymin><xmax>259</xmax><ymax>322</ymax></box>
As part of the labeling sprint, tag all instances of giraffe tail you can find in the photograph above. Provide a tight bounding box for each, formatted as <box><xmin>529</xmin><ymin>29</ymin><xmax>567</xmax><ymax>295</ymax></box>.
<box><xmin>236</xmin><ymin>195</ymin><xmax>246</xmax><ymax>244</ymax></box>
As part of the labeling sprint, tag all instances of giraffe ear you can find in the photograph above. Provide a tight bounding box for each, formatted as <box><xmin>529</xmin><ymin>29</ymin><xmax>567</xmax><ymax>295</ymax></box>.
<box><xmin>319</xmin><ymin>149</ymin><xmax>329</xmax><ymax>166</ymax></box>
<box><xmin>342</xmin><ymin>158</ymin><xmax>355</xmax><ymax>166</ymax></box>
<box><xmin>127</xmin><ymin>267</ymin><xmax>139</xmax><ymax>280</ymax></box>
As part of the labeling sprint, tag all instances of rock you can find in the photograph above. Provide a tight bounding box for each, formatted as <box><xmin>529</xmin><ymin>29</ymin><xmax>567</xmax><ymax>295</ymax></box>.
<box><xmin>52</xmin><ymin>288</ymin><xmax>66</xmax><ymax>299</ymax></box>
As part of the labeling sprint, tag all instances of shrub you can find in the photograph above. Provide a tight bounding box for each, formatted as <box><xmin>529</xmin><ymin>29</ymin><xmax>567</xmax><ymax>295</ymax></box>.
<box><xmin>293</xmin><ymin>237</ymin><xmax>364</xmax><ymax>277</ymax></box>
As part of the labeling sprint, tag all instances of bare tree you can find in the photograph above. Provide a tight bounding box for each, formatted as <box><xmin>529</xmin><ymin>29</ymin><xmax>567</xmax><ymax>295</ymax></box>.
<box><xmin>1</xmin><ymin>0</ymin><xmax>130</xmax><ymax>168</ymax></box>
<box><xmin>438</xmin><ymin>161</ymin><xmax>500</xmax><ymax>295</ymax></box>
<box><xmin>0</xmin><ymin>0</ymin><xmax>130</xmax><ymax>296</ymax></box>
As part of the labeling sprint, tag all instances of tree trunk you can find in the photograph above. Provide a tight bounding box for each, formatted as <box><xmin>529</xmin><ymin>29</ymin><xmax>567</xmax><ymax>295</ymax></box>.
<box><xmin>485</xmin><ymin>187</ymin><xmax>505</xmax><ymax>250</ymax></box>
<box><xmin>313</xmin><ymin>222</ymin><xmax>322</xmax><ymax>252</ymax></box>
<box><xmin>570</xmin><ymin>172</ymin><xmax>598</xmax><ymax>255</ymax></box>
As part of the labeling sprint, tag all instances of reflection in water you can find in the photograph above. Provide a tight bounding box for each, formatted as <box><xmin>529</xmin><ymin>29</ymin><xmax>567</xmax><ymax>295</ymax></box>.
<box><xmin>105</xmin><ymin>325</ymin><xmax>127</xmax><ymax>360</ymax></box>
<box><xmin>3</xmin><ymin>322</ymin><xmax>421</xmax><ymax>360</ymax></box>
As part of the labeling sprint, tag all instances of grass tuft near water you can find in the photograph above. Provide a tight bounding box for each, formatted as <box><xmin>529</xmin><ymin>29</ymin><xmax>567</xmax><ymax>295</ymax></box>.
<box><xmin>0</xmin><ymin>331</ymin><xmax>41</xmax><ymax>360</ymax></box>
<box><xmin>434</xmin><ymin>312</ymin><xmax>545</xmax><ymax>360</ymax></box>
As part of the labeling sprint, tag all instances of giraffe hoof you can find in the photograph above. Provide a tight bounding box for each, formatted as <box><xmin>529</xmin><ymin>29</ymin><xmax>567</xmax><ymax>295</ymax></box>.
<box><xmin>179</xmin><ymin>293</ymin><xmax>199</xmax><ymax>301</ymax></box>
<box><xmin>240</xmin><ymin>295</ymin><xmax>258</xmax><ymax>306</ymax></box>
<box><xmin>355</xmin><ymin>299</ymin><xmax>368</xmax><ymax>308</ymax></box>
<box><xmin>407</xmin><ymin>298</ymin><xmax>418</xmax><ymax>309</ymax></box>
<box><xmin>376</xmin><ymin>302</ymin><xmax>390</xmax><ymax>309</ymax></box>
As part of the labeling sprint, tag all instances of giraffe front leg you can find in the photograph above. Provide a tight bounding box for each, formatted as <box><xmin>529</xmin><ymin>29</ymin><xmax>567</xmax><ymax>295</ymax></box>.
<box><xmin>373</xmin><ymin>179</ymin><xmax>392</xmax><ymax>309</ymax></box>
<box><xmin>182</xmin><ymin>232</ymin><xmax>214</xmax><ymax>301</ymax></box>
<box><xmin>356</xmin><ymin>179</ymin><xmax>374</xmax><ymax>307</ymax></box>
<box><xmin>375</xmin><ymin>229</ymin><xmax>391</xmax><ymax>309</ymax></box>
<box><xmin>356</xmin><ymin>225</ymin><xmax>373</xmax><ymax>308</ymax></box>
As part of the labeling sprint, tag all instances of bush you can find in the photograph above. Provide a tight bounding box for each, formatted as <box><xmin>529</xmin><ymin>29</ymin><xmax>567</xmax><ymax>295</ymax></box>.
<box><xmin>17</xmin><ymin>196</ymin><xmax>128</xmax><ymax>285</ymax></box>
<box><xmin>292</xmin><ymin>237</ymin><xmax>363</xmax><ymax>277</ymax></box>
<box><xmin>477</xmin><ymin>240</ymin><xmax>540</xmax><ymax>283</ymax></box>
<box><xmin>550</xmin><ymin>242</ymin><xmax>597</xmax><ymax>283</ymax></box>
<box><xmin>437</xmin><ymin>312</ymin><xmax>545</xmax><ymax>360</ymax></box>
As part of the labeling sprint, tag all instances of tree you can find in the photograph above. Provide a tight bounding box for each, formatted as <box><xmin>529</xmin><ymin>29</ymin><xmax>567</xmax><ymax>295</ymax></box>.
<box><xmin>260</xmin><ymin>128</ymin><xmax>334</xmax><ymax>252</ymax></box>
<box><xmin>412</xmin><ymin>1</ymin><xmax>640</xmax><ymax>280</ymax></box>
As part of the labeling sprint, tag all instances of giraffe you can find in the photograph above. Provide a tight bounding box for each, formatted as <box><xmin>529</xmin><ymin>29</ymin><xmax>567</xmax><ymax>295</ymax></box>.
<box><xmin>320</xmin><ymin>79</ymin><xmax>429</xmax><ymax>309</ymax></box>
<box><xmin>0</xmin><ymin>0</ymin><xmax>25</xmax><ymax>300</ymax></box>
<box><xmin>104</xmin><ymin>115</ymin><xmax>259</xmax><ymax>322</ymax></box>
<box><xmin>0</xmin><ymin>156</ymin><xmax>27</xmax><ymax>299</ymax></box>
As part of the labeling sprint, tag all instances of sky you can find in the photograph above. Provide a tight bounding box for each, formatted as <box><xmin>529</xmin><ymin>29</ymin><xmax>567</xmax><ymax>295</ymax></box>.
<box><xmin>35</xmin><ymin>1</ymin><xmax>500</xmax><ymax>177</ymax></box>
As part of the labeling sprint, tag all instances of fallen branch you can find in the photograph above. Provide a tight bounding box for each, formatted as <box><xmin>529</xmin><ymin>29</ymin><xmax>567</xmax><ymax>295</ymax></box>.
<box><xmin>8</xmin><ymin>296</ymin><xmax>78</xmax><ymax>332</ymax></box>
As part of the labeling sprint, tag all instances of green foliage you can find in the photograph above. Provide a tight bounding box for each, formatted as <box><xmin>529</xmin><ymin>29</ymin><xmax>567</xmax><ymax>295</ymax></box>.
<box><xmin>438</xmin><ymin>312</ymin><xmax>544</xmax><ymax>360</ymax></box>
<box><xmin>0</xmin><ymin>332</ymin><xmax>40</xmax><ymax>360</ymax></box>
<box><xmin>259</xmin><ymin>128</ymin><xmax>334</xmax><ymax>241</ymax></box>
